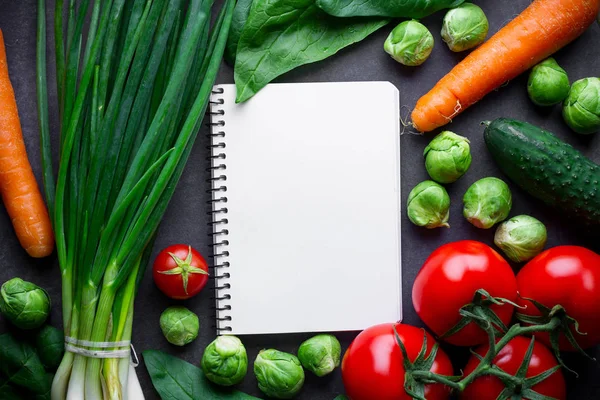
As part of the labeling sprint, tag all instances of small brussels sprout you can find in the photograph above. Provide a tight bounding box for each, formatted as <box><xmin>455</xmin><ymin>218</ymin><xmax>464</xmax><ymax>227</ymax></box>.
<box><xmin>159</xmin><ymin>306</ymin><xmax>199</xmax><ymax>346</ymax></box>
<box><xmin>201</xmin><ymin>335</ymin><xmax>248</xmax><ymax>386</ymax></box>
<box><xmin>0</xmin><ymin>278</ymin><xmax>50</xmax><ymax>330</ymax></box>
<box><xmin>424</xmin><ymin>131</ymin><xmax>472</xmax><ymax>183</ymax></box>
<box><xmin>384</xmin><ymin>20</ymin><xmax>434</xmax><ymax>66</ymax></box>
<box><xmin>254</xmin><ymin>349</ymin><xmax>305</xmax><ymax>399</ymax></box>
<box><xmin>407</xmin><ymin>181</ymin><xmax>450</xmax><ymax>229</ymax></box>
<box><xmin>35</xmin><ymin>325</ymin><xmax>65</xmax><ymax>371</ymax></box>
<box><xmin>297</xmin><ymin>334</ymin><xmax>341</xmax><ymax>377</ymax></box>
<box><xmin>441</xmin><ymin>3</ymin><xmax>489</xmax><ymax>52</ymax></box>
<box><xmin>463</xmin><ymin>177</ymin><xmax>512</xmax><ymax>229</ymax></box>
<box><xmin>494</xmin><ymin>215</ymin><xmax>547</xmax><ymax>263</ymax></box>
<box><xmin>562</xmin><ymin>77</ymin><xmax>600</xmax><ymax>134</ymax></box>
<box><xmin>527</xmin><ymin>58</ymin><xmax>570</xmax><ymax>107</ymax></box>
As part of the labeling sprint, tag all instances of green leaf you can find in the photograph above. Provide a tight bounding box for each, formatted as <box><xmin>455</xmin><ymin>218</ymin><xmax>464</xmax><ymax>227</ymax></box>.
<box><xmin>0</xmin><ymin>333</ymin><xmax>50</xmax><ymax>394</ymax></box>
<box><xmin>316</xmin><ymin>0</ymin><xmax>465</xmax><ymax>18</ymax></box>
<box><xmin>234</xmin><ymin>0</ymin><xmax>388</xmax><ymax>103</ymax></box>
<box><xmin>225</xmin><ymin>0</ymin><xmax>254</xmax><ymax>65</ymax></box>
<box><xmin>0</xmin><ymin>374</ymin><xmax>22</xmax><ymax>400</ymax></box>
<box><xmin>143</xmin><ymin>350</ymin><xmax>261</xmax><ymax>400</ymax></box>
<box><xmin>32</xmin><ymin>373</ymin><xmax>54</xmax><ymax>400</ymax></box>
<box><xmin>36</xmin><ymin>0</ymin><xmax>55</xmax><ymax>219</ymax></box>
<box><xmin>35</xmin><ymin>325</ymin><xmax>65</xmax><ymax>371</ymax></box>
<box><xmin>333</xmin><ymin>396</ymin><xmax>349</xmax><ymax>400</ymax></box>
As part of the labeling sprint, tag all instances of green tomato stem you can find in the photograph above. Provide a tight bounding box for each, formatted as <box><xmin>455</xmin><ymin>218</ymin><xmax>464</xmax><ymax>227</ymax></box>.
<box><xmin>483</xmin><ymin>367</ymin><xmax>523</xmax><ymax>385</ymax></box>
<box><xmin>410</xmin><ymin>371</ymin><xmax>462</xmax><ymax>390</ymax></box>
<box><xmin>413</xmin><ymin>314</ymin><xmax>563</xmax><ymax>395</ymax></box>
<box><xmin>454</xmin><ymin>307</ymin><xmax>499</xmax><ymax>391</ymax></box>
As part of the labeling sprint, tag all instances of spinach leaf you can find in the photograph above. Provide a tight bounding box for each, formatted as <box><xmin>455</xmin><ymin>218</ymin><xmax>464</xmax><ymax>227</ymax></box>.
<box><xmin>234</xmin><ymin>0</ymin><xmax>388</xmax><ymax>103</ymax></box>
<box><xmin>143</xmin><ymin>350</ymin><xmax>261</xmax><ymax>400</ymax></box>
<box><xmin>35</xmin><ymin>325</ymin><xmax>65</xmax><ymax>371</ymax></box>
<box><xmin>33</xmin><ymin>373</ymin><xmax>53</xmax><ymax>400</ymax></box>
<box><xmin>0</xmin><ymin>374</ymin><xmax>22</xmax><ymax>400</ymax></box>
<box><xmin>225</xmin><ymin>0</ymin><xmax>254</xmax><ymax>65</ymax></box>
<box><xmin>316</xmin><ymin>0</ymin><xmax>465</xmax><ymax>18</ymax></box>
<box><xmin>0</xmin><ymin>333</ymin><xmax>50</xmax><ymax>394</ymax></box>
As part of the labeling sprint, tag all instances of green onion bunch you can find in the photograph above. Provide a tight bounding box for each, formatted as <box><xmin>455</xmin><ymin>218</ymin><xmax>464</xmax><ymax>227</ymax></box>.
<box><xmin>36</xmin><ymin>0</ymin><xmax>234</xmax><ymax>398</ymax></box>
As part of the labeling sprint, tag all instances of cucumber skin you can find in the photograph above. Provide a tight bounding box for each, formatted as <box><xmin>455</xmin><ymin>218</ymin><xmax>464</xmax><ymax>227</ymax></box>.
<box><xmin>484</xmin><ymin>118</ymin><xmax>600</xmax><ymax>225</ymax></box>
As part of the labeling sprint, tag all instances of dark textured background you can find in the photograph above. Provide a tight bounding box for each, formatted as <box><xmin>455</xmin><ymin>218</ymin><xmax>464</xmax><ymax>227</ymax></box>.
<box><xmin>1</xmin><ymin>0</ymin><xmax>599</xmax><ymax>399</ymax></box>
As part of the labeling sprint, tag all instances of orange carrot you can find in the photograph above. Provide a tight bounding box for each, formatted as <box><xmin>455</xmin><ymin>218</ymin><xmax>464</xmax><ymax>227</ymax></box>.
<box><xmin>412</xmin><ymin>0</ymin><xmax>600</xmax><ymax>133</ymax></box>
<box><xmin>0</xmin><ymin>29</ymin><xmax>54</xmax><ymax>258</ymax></box>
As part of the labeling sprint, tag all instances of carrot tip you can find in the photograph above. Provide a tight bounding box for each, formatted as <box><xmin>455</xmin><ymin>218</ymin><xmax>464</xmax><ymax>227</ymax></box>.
<box><xmin>25</xmin><ymin>244</ymin><xmax>54</xmax><ymax>258</ymax></box>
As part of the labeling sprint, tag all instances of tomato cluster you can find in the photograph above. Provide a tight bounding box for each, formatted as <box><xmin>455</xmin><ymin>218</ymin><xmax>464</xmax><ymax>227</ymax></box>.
<box><xmin>341</xmin><ymin>241</ymin><xmax>600</xmax><ymax>400</ymax></box>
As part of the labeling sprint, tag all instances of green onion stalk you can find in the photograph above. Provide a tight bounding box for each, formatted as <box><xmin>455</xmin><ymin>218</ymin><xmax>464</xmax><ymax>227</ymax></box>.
<box><xmin>36</xmin><ymin>0</ymin><xmax>235</xmax><ymax>399</ymax></box>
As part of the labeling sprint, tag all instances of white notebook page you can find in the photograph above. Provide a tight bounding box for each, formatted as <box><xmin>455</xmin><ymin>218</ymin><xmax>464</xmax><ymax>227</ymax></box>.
<box><xmin>210</xmin><ymin>82</ymin><xmax>402</xmax><ymax>335</ymax></box>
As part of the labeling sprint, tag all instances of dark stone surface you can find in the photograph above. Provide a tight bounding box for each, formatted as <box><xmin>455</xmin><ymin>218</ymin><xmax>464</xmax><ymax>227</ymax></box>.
<box><xmin>0</xmin><ymin>0</ymin><xmax>599</xmax><ymax>398</ymax></box>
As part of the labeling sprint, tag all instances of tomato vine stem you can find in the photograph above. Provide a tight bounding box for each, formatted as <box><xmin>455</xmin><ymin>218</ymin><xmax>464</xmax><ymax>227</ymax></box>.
<box><xmin>409</xmin><ymin>315</ymin><xmax>563</xmax><ymax>396</ymax></box>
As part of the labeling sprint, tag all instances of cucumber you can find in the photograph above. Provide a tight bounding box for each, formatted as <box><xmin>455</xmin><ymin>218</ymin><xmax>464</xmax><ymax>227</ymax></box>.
<box><xmin>484</xmin><ymin>118</ymin><xmax>600</xmax><ymax>225</ymax></box>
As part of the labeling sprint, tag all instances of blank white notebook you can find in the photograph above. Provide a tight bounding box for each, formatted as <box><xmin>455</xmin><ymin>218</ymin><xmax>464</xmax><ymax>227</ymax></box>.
<box><xmin>209</xmin><ymin>82</ymin><xmax>401</xmax><ymax>335</ymax></box>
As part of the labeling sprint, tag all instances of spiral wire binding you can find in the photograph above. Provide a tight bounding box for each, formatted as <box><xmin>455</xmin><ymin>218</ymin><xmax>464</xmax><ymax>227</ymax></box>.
<box><xmin>208</xmin><ymin>86</ymin><xmax>232</xmax><ymax>333</ymax></box>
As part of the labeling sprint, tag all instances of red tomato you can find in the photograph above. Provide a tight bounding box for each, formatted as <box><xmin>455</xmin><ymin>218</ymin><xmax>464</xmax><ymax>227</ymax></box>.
<box><xmin>412</xmin><ymin>240</ymin><xmax>517</xmax><ymax>346</ymax></box>
<box><xmin>461</xmin><ymin>336</ymin><xmax>566</xmax><ymax>400</ymax></box>
<box><xmin>153</xmin><ymin>244</ymin><xmax>209</xmax><ymax>299</ymax></box>
<box><xmin>341</xmin><ymin>323</ymin><xmax>453</xmax><ymax>400</ymax></box>
<box><xmin>516</xmin><ymin>246</ymin><xmax>600</xmax><ymax>350</ymax></box>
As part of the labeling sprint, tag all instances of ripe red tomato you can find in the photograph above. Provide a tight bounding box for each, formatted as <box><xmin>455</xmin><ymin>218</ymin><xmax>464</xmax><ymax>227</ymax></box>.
<box><xmin>412</xmin><ymin>240</ymin><xmax>517</xmax><ymax>346</ymax></box>
<box><xmin>153</xmin><ymin>244</ymin><xmax>209</xmax><ymax>299</ymax></box>
<box><xmin>461</xmin><ymin>336</ymin><xmax>566</xmax><ymax>400</ymax></box>
<box><xmin>341</xmin><ymin>323</ymin><xmax>453</xmax><ymax>400</ymax></box>
<box><xmin>516</xmin><ymin>246</ymin><xmax>600</xmax><ymax>350</ymax></box>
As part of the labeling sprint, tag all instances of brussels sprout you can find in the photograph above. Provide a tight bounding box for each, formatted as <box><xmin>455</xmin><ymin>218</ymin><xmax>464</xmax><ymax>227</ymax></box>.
<box><xmin>424</xmin><ymin>131</ymin><xmax>472</xmax><ymax>183</ymax></box>
<box><xmin>297</xmin><ymin>334</ymin><xmax>341</xmax><ymax>377</ymax></box>
<box><xmin>254</xmin><ymin>349</ymin><xmax>305</xmax><ymax>399</ymax></box>
<box><xmin>159</xmin><ymin>306</ymin><xmax>199</xmax><ymax>346</ymax></box>
<box><xmin>35</xmin><ymin>325</ymin><xmax>64</xmax><ymax>371</ymax></box>
<box><xmin>463</xmin><ymin>177</ymin><xmax>512</xmax><ymax>229</ymax></box>
<box><xmin>562</xmin><ymin>77</ymin><xmax>600</xmax><ymax>134</ymax></box>
<box><xmin>494</xmin><ymin>215</ymin><xmax>547</xmax><ymax>263</ymax></box>
<box><xmin>384</xmin><ymin>20</ymin><xmax>434</xmax><ymax>66</ymax></box>
<box><xmin>441</xmin><ymin>3</ymin><xmax>488</xmax><ymax>52</ymax></box>
<box><xmin>201</xmin><ymin>335</ymin><xmax>248</xmax><ymax>386</ymax></box>
<box><xmin>527</xmin><ymin>58</ymin><xmax>570</xmax><ymax>107</ymax></box>
<box><xmin>0</xmin><ymin>278</ymin><xmax>50</xmax><ymax>330</ymax></box>
<box><xmin>407</xmin><ymin>181</ymin><xmax>450</xmax><ymax>229</ymax></box>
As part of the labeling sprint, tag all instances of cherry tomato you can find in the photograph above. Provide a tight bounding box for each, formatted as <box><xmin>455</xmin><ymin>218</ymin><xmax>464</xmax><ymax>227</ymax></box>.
<box><xmin>341</xmin><ymin>323</ymin><xmax>453</xmax><ymax>400</ymax></box>
<box><xmin>412</xmin><ymin>240</ymin><xmax>517</xmax><ymax>346</ymax></box>
<box><xmin>517</xmin><ymin>246</ymin><xmax>600</xmax><ymax>350</ymax></box>
<box><xmin>461</xmin><ymin>336</ymin><xmax>566</xmax><ymax>400</ymax></box>
<box><xmin>153</xmin><ymin>244</ymin><xmax>209</xmax><ymax>300</ymax></box>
